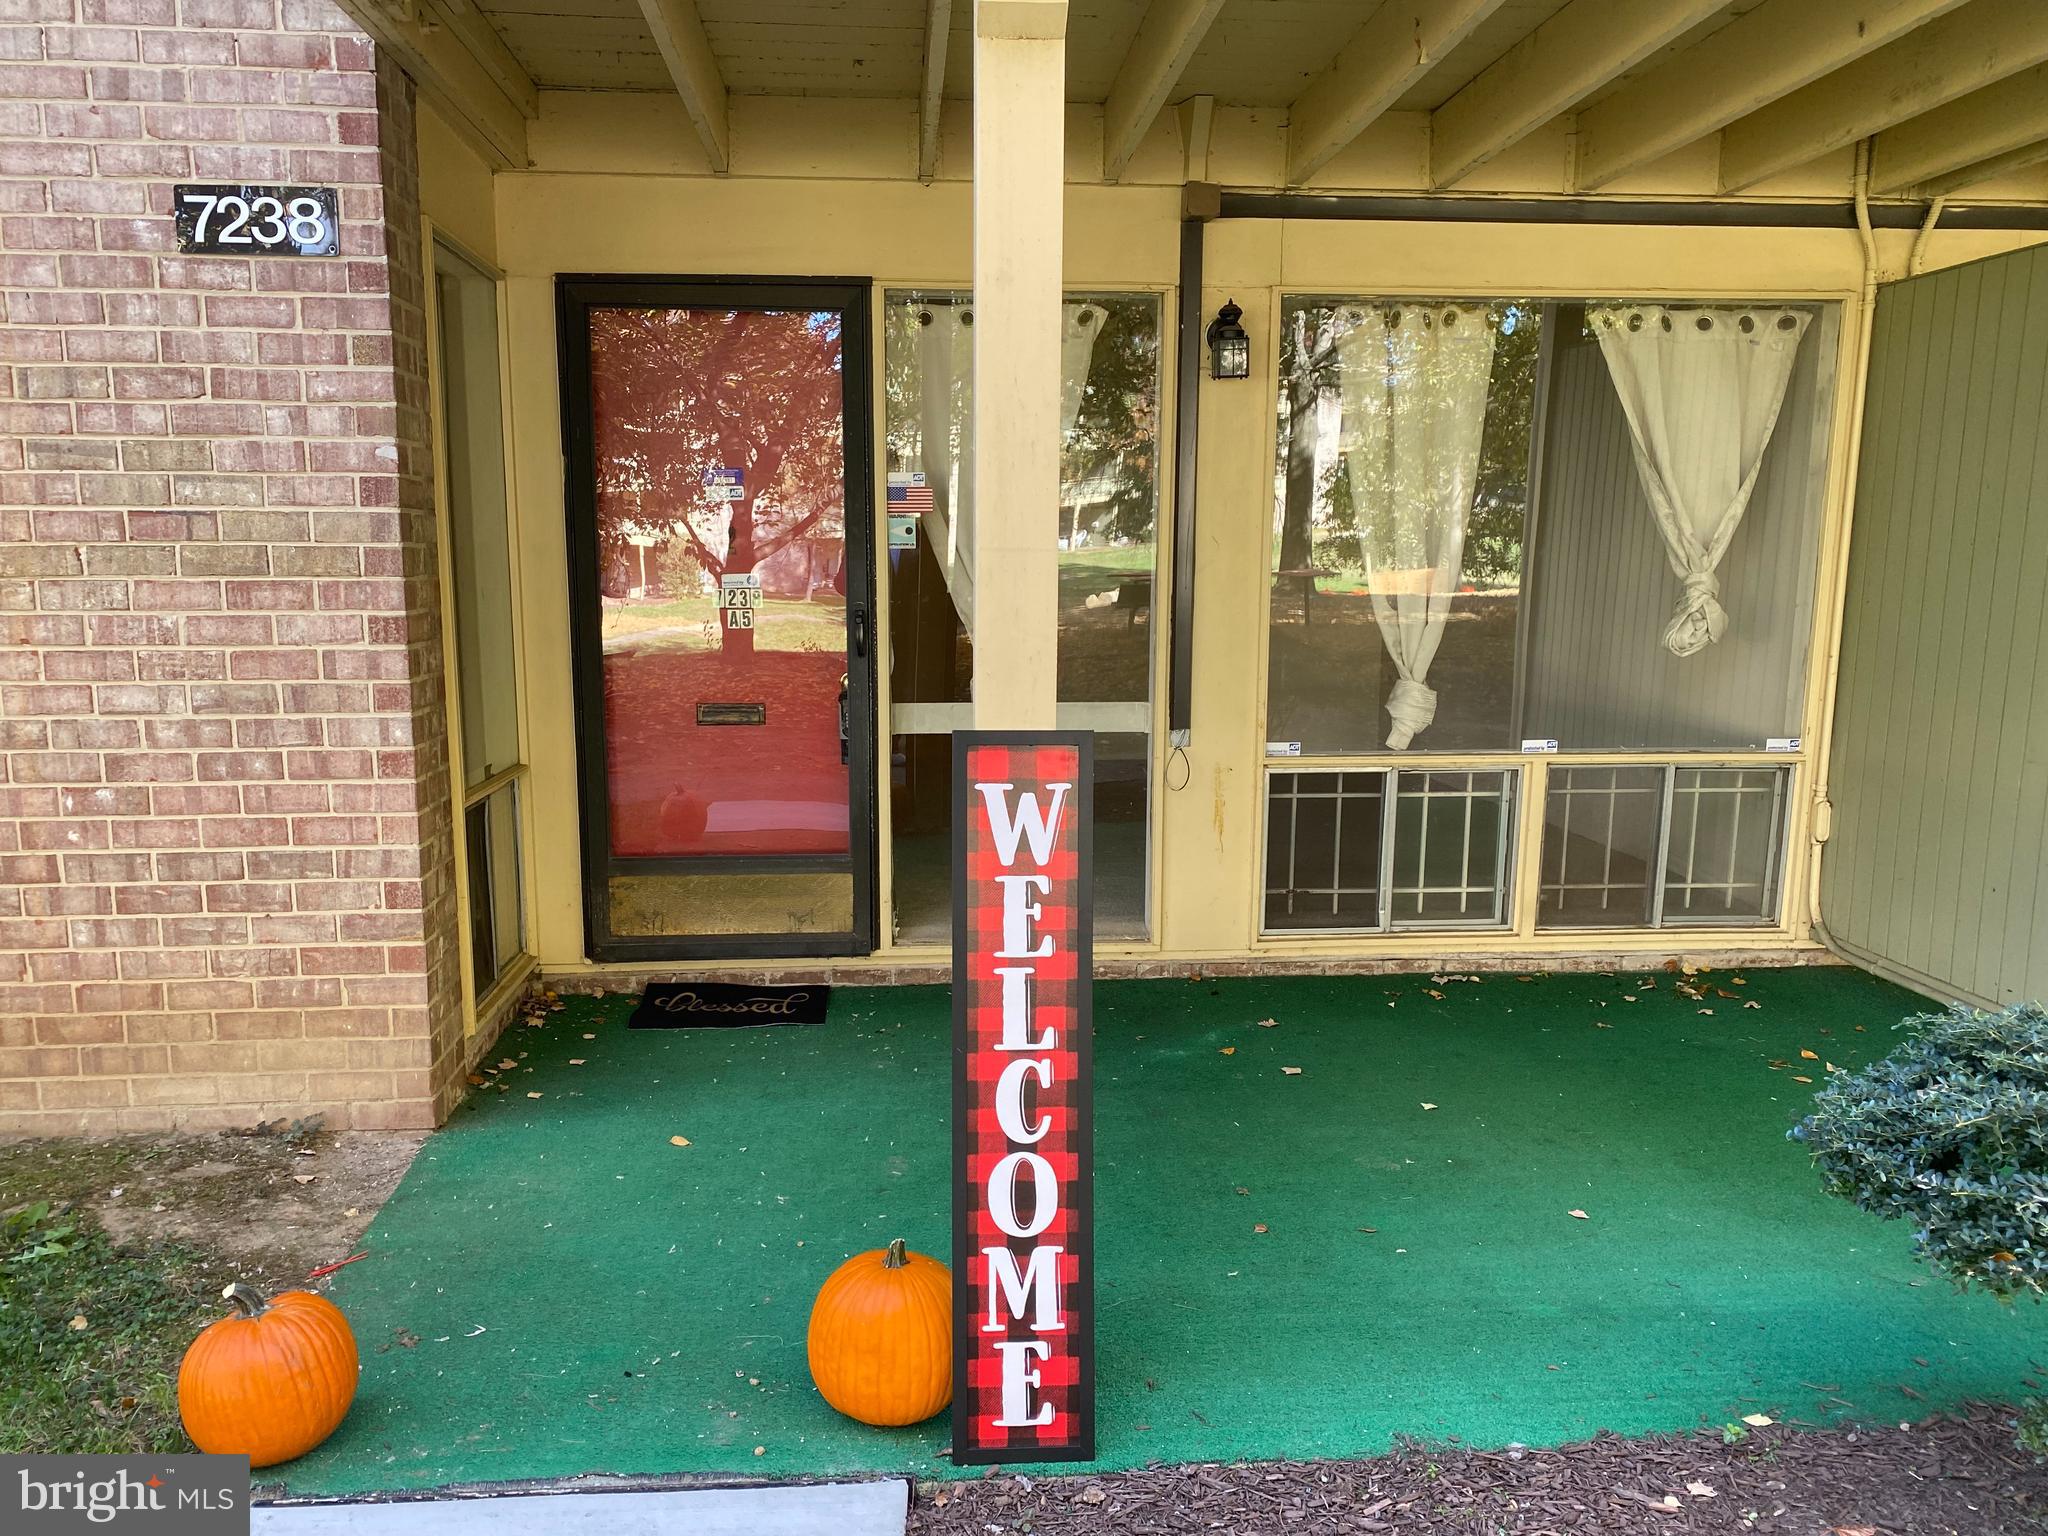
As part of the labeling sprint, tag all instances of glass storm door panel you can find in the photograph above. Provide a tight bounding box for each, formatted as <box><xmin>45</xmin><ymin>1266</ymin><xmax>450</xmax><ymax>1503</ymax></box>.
<box><xmin>561</xmin><ymin>279</ymin><xmax>877</xmax><ymax>962</ymax></box>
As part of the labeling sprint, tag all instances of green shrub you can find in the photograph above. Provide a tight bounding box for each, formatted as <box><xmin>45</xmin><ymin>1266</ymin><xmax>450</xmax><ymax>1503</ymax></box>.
<box><xmin>1789</xmin><ymin>1000</ymin><xmax>2048</xmax><ymax>1299</ymax></box>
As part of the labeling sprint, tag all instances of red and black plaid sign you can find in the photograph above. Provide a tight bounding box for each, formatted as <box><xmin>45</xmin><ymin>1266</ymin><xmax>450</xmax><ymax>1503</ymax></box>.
<box><xmin>951</xmin><ymin>732</ymin><xmax>1094</xmax><ymax>1464</ymax></box>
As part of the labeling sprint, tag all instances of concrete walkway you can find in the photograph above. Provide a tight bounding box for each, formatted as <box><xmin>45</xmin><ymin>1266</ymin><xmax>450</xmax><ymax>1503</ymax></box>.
<box><xmin>254</xmin><ymin>1481</ymin><xmax>909</xmax><ymax>1535</ymax></box>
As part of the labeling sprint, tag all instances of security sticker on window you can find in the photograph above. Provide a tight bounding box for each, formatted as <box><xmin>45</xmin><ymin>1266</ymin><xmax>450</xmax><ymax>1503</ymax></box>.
<box><xmin>6</xmin><ymin>1455</ymin><xmax>249</xmax><ymax>1534</ymax></box>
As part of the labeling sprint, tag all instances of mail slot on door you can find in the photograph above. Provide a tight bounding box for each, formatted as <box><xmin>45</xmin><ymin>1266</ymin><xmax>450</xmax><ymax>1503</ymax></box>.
<box><xmin>696</xmin><ymin>703</ymin><xmax>767</xmax><ymax>726</ymax></box>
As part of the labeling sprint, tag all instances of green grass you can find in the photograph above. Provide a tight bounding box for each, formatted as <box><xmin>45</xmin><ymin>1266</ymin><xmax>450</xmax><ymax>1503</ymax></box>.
<box><xmin>273</xmin><ymin>966</ymin><xmax>2048</xmax><ymax>1496</ymax></box>
<box><xmin>0</xmin><ymin>1199</ymin><xmax>205</xmax><ymax>1454</ymax></box>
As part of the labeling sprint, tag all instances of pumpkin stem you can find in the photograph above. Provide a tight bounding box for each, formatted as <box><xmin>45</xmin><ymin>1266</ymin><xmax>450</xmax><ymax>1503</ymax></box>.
<box><xmin>884</xmin><ymin>1238</ymin><xmax>908</xmax><ymax>1269</ymax></box>
<box><xmin>221</xmin><ymin>1282</ymin><xmax>269</xmax><ymax>1318</ymax></box>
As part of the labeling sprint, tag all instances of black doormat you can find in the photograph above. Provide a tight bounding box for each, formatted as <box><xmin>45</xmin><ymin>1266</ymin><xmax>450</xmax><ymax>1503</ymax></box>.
<box><xmin>627</xmin><ymin>981</ymin><xmax>831</xmax><ymax>1029</ymax></box>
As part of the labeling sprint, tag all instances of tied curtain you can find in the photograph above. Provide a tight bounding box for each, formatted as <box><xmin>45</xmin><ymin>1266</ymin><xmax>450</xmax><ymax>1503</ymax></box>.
<box><xmin>1334</xmin><ymin>304</ymin><xmax>1498</xmax><ymax>750</ymax></box>
<box><xmin>1589</xmin><ymin>304</ymin><xmax>1811</xmax><ymax>657</ymax></box>
<box><xmin>914</xmin><ymin>301</ymin><xmax>1107</xmax><ymax>628</ymax></box>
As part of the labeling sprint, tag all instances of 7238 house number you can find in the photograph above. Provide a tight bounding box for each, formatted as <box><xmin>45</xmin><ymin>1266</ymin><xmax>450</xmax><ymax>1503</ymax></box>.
<box><xmin>174</xmin><ymin>184</ymin><xmax>340</xmax><ymax>256</ymax></box>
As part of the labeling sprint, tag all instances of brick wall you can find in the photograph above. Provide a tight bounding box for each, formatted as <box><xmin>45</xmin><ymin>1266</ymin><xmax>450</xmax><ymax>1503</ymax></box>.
<box><xmin>0</xmin><ymin>0</ymin><xmax>468</xmax><ymax>1133</ymax></box>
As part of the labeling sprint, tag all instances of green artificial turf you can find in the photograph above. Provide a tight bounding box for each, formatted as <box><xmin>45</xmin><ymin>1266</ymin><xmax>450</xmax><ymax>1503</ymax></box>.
<box><xmin>277</xmin><ymin>966</ymin><xmax>2047</xmax><ymax>1494</ymax></box>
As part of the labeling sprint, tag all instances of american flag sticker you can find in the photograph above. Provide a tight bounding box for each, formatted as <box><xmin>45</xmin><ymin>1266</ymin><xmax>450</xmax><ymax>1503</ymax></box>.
<box><xmin>888</xmin><ymin>470</ymin><xmax>935</xmax><ymax>516</ymax></box>
<box><xmin>951</xmin><ymin>732</ymin><xmax>1095</xmax><ymax>1465</ymax></box>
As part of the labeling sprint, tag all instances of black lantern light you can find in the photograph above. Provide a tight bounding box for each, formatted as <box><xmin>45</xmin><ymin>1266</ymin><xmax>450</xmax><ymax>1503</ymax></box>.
<box><xmin>1206</xmin><ymin>298</ymin><xmax>1250</xmax><ymax>380</ymax></box>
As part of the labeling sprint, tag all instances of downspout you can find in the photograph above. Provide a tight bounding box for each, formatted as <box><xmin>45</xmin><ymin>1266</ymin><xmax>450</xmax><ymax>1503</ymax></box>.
<box><xmin>1806</xmin><ymin>138</ymin><xmax>1882</xmax><ymax>949</ymax></box>
<box><xmin>1909</xmin><ymin>194</ymin><xmax>1947</xmax><ymax>276</ymax></box>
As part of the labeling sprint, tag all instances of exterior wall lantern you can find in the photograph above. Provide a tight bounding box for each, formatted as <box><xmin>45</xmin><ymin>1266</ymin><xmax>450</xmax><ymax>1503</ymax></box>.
<box><xmin>1206</xmin><ymin>299</ymin><xmax>1250</xmax><ymax>380</ymax></box>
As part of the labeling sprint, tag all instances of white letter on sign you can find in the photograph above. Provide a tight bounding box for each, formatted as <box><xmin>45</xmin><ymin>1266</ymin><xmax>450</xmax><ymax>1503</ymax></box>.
<box><xmin>993</xmin><ymin>966</ymin><xmax>1054</xmax><ymax>1051</ymax></box>
<box><xmin>994</xmin><ymin>1056</ymin><xmax>1052</xmax><ymax>1144</ymax></box>
<box><xmin>982</xmin><ymin>1245</ymin><xmax>1064</xmax><ymax>1332</ymax></box>
<box><xmin>988</xmin><ymin>1149</ymin><xmax>1059</xmax><ymax>1239</ymax></box>
<box><xmin>996</xmin><ymin>874</ymin><xmax>1052</xmax><ymax>958</ymax></box>
<box><xmin>993</xmin><ymin>1339</ymin><xmax>1055</xmax><ymax>1427</ymax></box>
<box><xmin>976</xmin><ymin>782</ymin><xmax>1071</xmax><ymax>868</ymax></box>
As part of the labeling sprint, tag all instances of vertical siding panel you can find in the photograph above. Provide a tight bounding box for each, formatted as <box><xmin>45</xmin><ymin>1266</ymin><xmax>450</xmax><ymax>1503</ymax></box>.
<box><xmin>1823</xmin><ymin>241</ymin><xmax>2048</xmax><ymax>1005</ymax></box>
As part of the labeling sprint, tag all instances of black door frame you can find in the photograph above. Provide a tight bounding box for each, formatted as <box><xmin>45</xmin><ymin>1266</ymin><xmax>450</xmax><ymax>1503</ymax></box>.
<box><xmin>557</xmin><ymin>275</ymin><xmax>880</xmax><ymax>963</ymax></box>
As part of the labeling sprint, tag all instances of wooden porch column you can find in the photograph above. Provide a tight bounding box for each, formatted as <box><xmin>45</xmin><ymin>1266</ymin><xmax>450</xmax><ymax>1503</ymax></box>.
<box><xmin>971</xmin><ymin>0</ymin><xmax>1067</xmax><ymax>729</ymax></box>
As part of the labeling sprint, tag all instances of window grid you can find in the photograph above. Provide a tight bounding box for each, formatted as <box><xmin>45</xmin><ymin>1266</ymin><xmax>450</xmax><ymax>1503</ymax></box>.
<box><xmin>1538</xmin><ymin>766</ymin><xmax>1662</xmax><ymax>921</ymax></box>
<box><xmin>1387</xmin><ymin>770</ymin><xmax>1515</xmax><ymax>928</ymax></box>
<box><xmin>1266</xmin><ymin>772</ymin><xmax>1385</xmax><ymax>929</ymax></box>
<box><xmin>1262</xmin><ymin>769</ymin><xmax>1515</xmax><ymax>935</ymax></box>
<box><xmin>1660</xmin><ymin>767</ymin><xmax>1786</xmax><ymax>924</ymax></box>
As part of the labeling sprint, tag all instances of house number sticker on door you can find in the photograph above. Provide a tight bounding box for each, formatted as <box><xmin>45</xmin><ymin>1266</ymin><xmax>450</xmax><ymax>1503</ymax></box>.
<box><xmin>174</xmin><ymin>185</ymin><xmax>339</xmax><ymax>256</ymax></box>
<box><xmin>719</xmin><ymin>572</ymin><xmax>761</xmax><ymax>630</ymax></box>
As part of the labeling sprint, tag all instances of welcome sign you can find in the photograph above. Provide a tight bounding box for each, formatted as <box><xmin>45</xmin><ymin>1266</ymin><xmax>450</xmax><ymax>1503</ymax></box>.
<box><xmin>951</xmin><ymin>732</ymin><xmax>1095</xmax><ymax>1464</ymax></box>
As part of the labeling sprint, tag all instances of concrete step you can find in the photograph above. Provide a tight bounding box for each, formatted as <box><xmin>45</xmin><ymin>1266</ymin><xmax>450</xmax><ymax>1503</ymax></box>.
<box><xmin>253</xmin><ymin>1481</ymin><xmax>909</xmax><ymax>1536</ymax></box>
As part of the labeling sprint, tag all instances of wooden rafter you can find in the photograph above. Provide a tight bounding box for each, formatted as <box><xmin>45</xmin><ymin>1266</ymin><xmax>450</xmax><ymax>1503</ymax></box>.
<box><xmin>1286</xmin><ymin>0</ymin><xmax>1509</xmax><ymax>187</ymax></box>
<box><xmin>636</xmin><ymin>0</ymin><xmax>731</xmax><ymax>174</ymax></box>
<box><xmin>1101</xmin><ymin>0</ymin><xmax>1226</xmax><ymax>183</ymax></box>
<box><xmin>1719</xmin><ymin>0</ymin><xmax>2048</xmax><ymax>191</ymax></box>
<box><xmin>1430</xmin><ymin>0</ymin><xmax>1722</xmax><ymax>188</ymax></box>
<box><xmin>1871</xmin><ymin>62</ymin><xmax>2048</xmax><ymax>195</ymax></box>
<box><xmin>335</xmin><ymin>0</ymin><xmax>532</xmax><ymax>169</ymax></box>
<box><xmin>1574</xmin><ymin>0</ymin><xmax>1969</xmax><ymax>191</ymax></box>
<box><xmin>918</xmin><ymin>0</ymin><xmax>952</xmax><ymax>182</ymax></box>
<box><xmin>1910</xmin><ymin>137</ymin><xmax>2048</xmax><ymax>198</ymax></box>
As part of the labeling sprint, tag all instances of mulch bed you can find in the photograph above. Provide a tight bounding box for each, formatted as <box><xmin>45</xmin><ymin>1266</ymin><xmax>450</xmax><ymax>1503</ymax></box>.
<box><xmin>908</xmin><ymin>1405</ymin><xmax>2048</xmax><ymax>1535</ymax></box>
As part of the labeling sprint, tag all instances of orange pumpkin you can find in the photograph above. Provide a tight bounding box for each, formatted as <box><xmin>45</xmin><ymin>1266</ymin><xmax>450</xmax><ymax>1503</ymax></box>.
<box><xmin>807</xmin><ymin>1238</ymin><xmax>952</xmax><ymax>1426</ymax></box>
<box><xmin>178</xmin><ymin>1282</ymin><xmax>358</xmax><ymax>1466</ymax></box>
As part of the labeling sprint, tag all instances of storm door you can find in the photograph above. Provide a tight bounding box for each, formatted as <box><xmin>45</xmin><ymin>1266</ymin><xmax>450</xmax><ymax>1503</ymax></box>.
<box><xmin>559</xmin><ymin>278</ymin><xmax>877</xmax><ymax>961</ymax></box>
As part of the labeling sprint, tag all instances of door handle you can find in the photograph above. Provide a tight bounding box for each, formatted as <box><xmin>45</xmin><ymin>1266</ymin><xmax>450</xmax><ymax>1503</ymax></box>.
<box><xmin>851</xmin><ymin>605</ymin><xmax>869</xmax><ymax>660</ymax></box>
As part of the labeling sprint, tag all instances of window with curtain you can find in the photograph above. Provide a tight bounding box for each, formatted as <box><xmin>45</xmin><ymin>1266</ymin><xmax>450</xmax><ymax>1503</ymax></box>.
<box><xmin>1261</xmin><ymin>292</ymin><xmax>1837</xmax><ymax>935</ymax></box>
<box><xmin>432</xmin><ymin>241</ymin><xmax>528</xmax><ymax>1004</ymax></box>
<box><xmin>883</xmin><ymin>290</ymin><xmax>1163</xmax><ymax>945</ymax></box>
<box><xmin>1266</xmin><ymin>299</ymin><xmax>1541</xmax><ymax>756</ymax></box>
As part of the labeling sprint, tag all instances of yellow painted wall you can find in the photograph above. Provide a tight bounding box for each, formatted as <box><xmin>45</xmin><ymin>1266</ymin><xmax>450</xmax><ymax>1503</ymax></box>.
<box><xmin>418</xmin><ymin>99</ymin><xmax>498</xmax><ymax>267</ymax></box>
<box><xmin>418</xmin><ymin>88</ymin><xmax>2048</xmax><ymax>977</ymax></box>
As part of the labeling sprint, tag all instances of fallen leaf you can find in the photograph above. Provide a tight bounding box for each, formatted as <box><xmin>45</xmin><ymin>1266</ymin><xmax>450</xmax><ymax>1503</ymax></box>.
<box><xmin>1828</xmin><ymin>1527</ymin><xmax>1877</xmax><ymax>1536</ymax></box>
<box><xmin>1256</xmin><ymin>1018</ymin><xmax>1278</xmax><ymax>1029</ymax></box>
<box><xmin>1698</xmin><ymin>1008</ymin><xmax>1715</xmax><ymax>1015</ymax></box>
<box><xmin>526</xmin><ymin>1091</ymin><xmax>543</xmax><ymax>1099</ymax></box>
<box><xmin>466</xmin><ymin>1074</ymin><xmax>486</xmax><ymax>1086</ymax></box>
<box><xmin>291</xmin><ymin>1173</ymin><xmax>317</xmax><ymax>1185</ymax></box>
<box><xmin>1743</xmin><ymin>1000</ymin><xmax>1762</xmax><ymax>1009</ymax></box>
<box><xmin>569</xmin><ymin>1058</ymin><xmax>586</xmax><ymax>1065</ymax></box>
<box><xmin>1218</xmin><ymin>1046</ymin><xmax>1235</xmax><ymax>1056</ymax></box>
<box><xmin>1357</xmin><ymin>1227</ymin><xmax>1377</xmax><ymax>1233</ymax></box>
<box><xmin>1568</xmin><ymin>1209</ymin><xmax>1588</xmax><ymax>1220</ymax></box>
<box><xmin>582</xmin><ymin>1033</ymin><xmax>596</xmax><ymax>1040</ymax></box>
<box><xmin>670</xmin><ymin>1135</ymin><xmax>691</xmax><ymax>1147</ymax></box>
<box><xmin>1420</xmin><ymin>1102</ymin><xmax>1438</xmax><ymax>1110</ymax></box>
<box><xmin>1425</xmin><ymin>989</ymin><xmax>1444</xmax><ymax>999</ymax></box>
<box><xmin>1253</xmin><ymin>1223</ymin><xmax>1268</xmax><ymax>1234</ymax></box>
<box><xmin>497</xmin><ymin>1059</ymin><xmax>516</xmax><ymax>1070</ymax></box>
<box><xmin>1687</xmin><ymin>1481</ymin><xmax>1717</xmax><ymax>1498</ymax></box>
<box><xmin>68</xmin><ymin>1314</ymin><xmax>88</xmax><ymax>1331</ymax></box>
<box><xmin>1077</xmin><ymin>1486</ymin><xmax>1106</xmax><ymax>1506</ymax></box>
<box><xmin>343</xmin><ymin>1207</ymin><xmax>358</xmax><ymax>1218</ymax></box>
<box><xmin>1792</xmin><ymin>1075</ymin><xmax>1814</xmax><ymax>1084</ymax></box>
<box><xmin>1280</xmin><ymin>1066</ymin><xmax>1303</xmax><ymax>1076</ymax></box>
<box><xmin>753</xmin><ymin>1446</ymin><xmax>765</xmax><ymax>1457</ymax></box>
<box><xmin>1741</xmin><ymin>1413</ymin><xmax>1774</xmax><ymax>1427</ymax></box>
<box><xmin>1799</xmin><ymin>1049</ymin><xmax>1819</xmax><ymax>1060</ymax></box>
<box><xmin>1234</xmin><ymin>1186</ymin><xmax>1249</xmax><ymax>1196</ymax></box>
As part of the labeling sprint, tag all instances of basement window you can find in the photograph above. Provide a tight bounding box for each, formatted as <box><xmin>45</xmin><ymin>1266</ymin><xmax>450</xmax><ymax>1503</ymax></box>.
<box><xmin>1537</xmin><ymin>765</ymin><xmax>1789</xmax><ymax>930</ymax></box>
<box><xmin>1262</xmin><ymin>768</ymin><xmax>1516</xmax><ymax>935</ymax></box>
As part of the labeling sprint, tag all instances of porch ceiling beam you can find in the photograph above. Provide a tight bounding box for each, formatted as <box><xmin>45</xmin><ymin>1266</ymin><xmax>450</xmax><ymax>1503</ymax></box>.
<box><xmin>1285</xmin><ymin>0</ymin><xmax>1511</xmax><ymax>187</ymax></box>
<box><xmin>1718</xmin><ymin>0</ymin><xmax>2048</xmax><ymax>192</ymax></box>
<box><xmin>334</xmin><ymin>0</ymin><xmax>531</xmax><ymax>170</ymax></box>
<box><xmin>1429</xmin><ymin>0</ymin><xmax>1722</xmax><ymax>188</ymax></box>
<box><xmin>1574</xmin><ymin>0</ymin><xmax>1970</xmax><ymax>191</ymax></box>
<box><xmin>636</xmin><ymin>0</ymin><xmax>731</xmax><ymax>173</ymax></box>
<box><xmin>1870</xmin><ymin>63</ymin><xmax>2048</xmax><ymax>195</ymax></box>
<box><xmin>918</xmin><ymin>0</ymin><xmax>951</xmax><ymax>182</ymax></box>
<box><xmin>1101</xmin><ymin>0</ymin><xmax>1226</xmax><ymax>183</ymax></box>
<box><xmin>1908</xmin><ymin>136</ymin><xmax>2048</xmax><ymax>198</ymax></box>
<box><xmin>422</xmin><ymin>0</ymin><xmax>538</xmax><ymax>122</ymax></box>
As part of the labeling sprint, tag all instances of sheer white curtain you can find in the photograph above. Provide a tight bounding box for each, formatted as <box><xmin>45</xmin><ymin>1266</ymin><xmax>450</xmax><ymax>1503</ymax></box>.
<box><xmin>913</xmin><ymin>300</ymin><xmax>1106</xmax><ymax>630</ymax></box>
<box><xmin>1589</xmin><ymin>305</ymin><xmax>1811</xmax><ymax>657</ymax></box>
<box><xmin>1334</xmin><ymin>304</ymin><xmax>1498</xmax><ymax>749</ymax></box>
